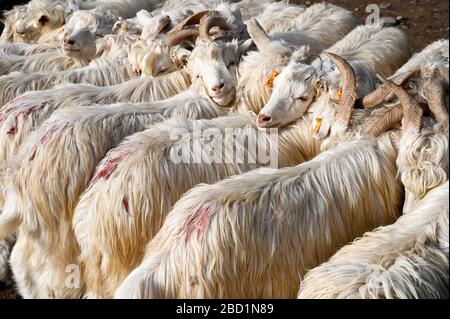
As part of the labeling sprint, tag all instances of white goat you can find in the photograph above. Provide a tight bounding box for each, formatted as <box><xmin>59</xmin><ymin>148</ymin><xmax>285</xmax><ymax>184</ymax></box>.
<box><xmin>111</xmin><ymin>26</ymin><xmax>412</xmax><ymax>296</ymax></box>
<box><xmin>72</xmin><ymin>98</ymin><xmax>322</xmax><ymax>298</ymax></box>
<box><xmin>70</xmin><ymin>12</ymin><xmax>361</xmax><ymax>297</ymax></box>
<box><xmin>0</xmin><ymin>23</ymin><xmax>202</xmax><ymax>219</ymax></box>
<box><xmin>256</xmin><ymin>22</ymin><xmax>409</xmax><ymax>133</ymax></box>
<box><xmin>114</xmin><ymin>130</ymin><xmax>402</xmax><ymax>298</ymax></box>
<box><xmin>297</xmin><ymin>80</ymin><xmax>449</xmax><ymax>299</ymax></box>
<box><xmin>0</xmin><ymin>34</ymin><xmax>138</xmax><ymax>108</ymax></box>
<box><xmin>0</xmin><ymin>0</ymin><xmax>67</xmax><ymax>44</ymax></box>
<box><xmin>298</xmin><ymin>181</ymin><xmax>448</xmax><ymax>299</ymax></box>
<box><xmin>112</xmin><ymin>53</ymin><xmax>406</xmax><ymax>299</ymax></box>
<box><xmin>358</xmin><ymin>38</ymin><xmax>448</xmax><ymax>110</ymax></box>
<box><xmin>0</xmin><ymin>15</ymin><xmax>250</xmax><ymax>298</ymax></box>
<box><xmin>0</xmin><ymin>13</ymin><xmax>234</xmax><ymax>210</ymax></box>
<box><xmin>0</xmin><ymin>7</ymin><xmax>127</xmax><ymax>76</ymax></box>
<box><xmin>258</xmin><ymin>2</ymin><xmax>357</xmax><ymax>48</ymax></box>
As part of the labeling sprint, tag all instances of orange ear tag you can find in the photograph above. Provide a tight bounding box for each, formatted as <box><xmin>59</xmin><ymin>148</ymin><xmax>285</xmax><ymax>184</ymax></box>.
<box><xmin>59</xmin><ymin>27</ymin><xmax>64</xmax><ymax>33</ymax></box>
<box><xmin>337</xmin><ymin>88</ymin><xmax>343</xmax><ymax>100</ymax></box>
<box><xmin>312</xmin><ymin>116</ymin><xmax>323</xmax><ymax>136</ymax></box>
<box><xmin>265</xmin><ymin>70</ymin><xmax>279</xmax><ymax>89</ymax></box>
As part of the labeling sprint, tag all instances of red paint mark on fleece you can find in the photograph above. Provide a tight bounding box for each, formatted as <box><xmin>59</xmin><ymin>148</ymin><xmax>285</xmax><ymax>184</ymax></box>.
<box><xmin>39</xmin><ymin>121</ymin><xmax>69</xmax><ymax>144</ymax></box>
<box><xmin>0</xmin><ymin>96</ymin><xmax>28</xmax><ymax>124</ymax></box>
<box><xmin>7</xmin><ymin>104</ymin><xmax>40</xmax><ymax>135</ymax></box>
<box><xmin>180</xmin><ymin>202</ymin><xmax>214</xmax><ymax>243</ymax></box>
<box><xmin>90</xmin><ymin>150</ymin><xmax>132</xmax><ymax>185</ymax></box>
<box><xmin>1</xmin><ymin>97</ymin><xmax>52</xmax><ymax>135</ymax></box>
<box><xmin>122</xmin><ymin>196</ymin><xmax>130</xmax><ymax>215</ymax></box>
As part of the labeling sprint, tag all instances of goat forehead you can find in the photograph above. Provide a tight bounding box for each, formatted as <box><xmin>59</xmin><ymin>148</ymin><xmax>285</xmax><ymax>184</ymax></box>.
<box><xmin>66</xmin><ymin>13</ymin><xmax>97</xmax><ymax>29</ymax></box>
<box><xmin>275</xmin><ymin>64</ymin><xmax>317</xmax><ymax>91</ymax></box>
<box><xmin>191</xmin><ymin>46</ymin><xmax>221</xmax><ymax>63</ymax></box>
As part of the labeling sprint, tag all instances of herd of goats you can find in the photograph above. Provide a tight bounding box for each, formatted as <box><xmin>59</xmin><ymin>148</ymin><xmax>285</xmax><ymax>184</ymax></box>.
<box><xmin>0</xmin><ymin>0</ymin><xmax>448</xmax><ymax>299</ymax></box>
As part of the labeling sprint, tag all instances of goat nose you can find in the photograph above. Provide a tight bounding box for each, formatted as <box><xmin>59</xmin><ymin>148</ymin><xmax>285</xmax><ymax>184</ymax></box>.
<box><xmin>258</xmin><ymin>114</ymin><xmax>272</xmax><ymax>124</ymax></box>
<box><xmin>212</xmin><ymin>82</ymin><xmax>225</xmax><ymax>92</ymax></box>
<box><xmin>64</xmin><ymin>37</ymin><xmax>76</xmax><ymax>45</ymax></box>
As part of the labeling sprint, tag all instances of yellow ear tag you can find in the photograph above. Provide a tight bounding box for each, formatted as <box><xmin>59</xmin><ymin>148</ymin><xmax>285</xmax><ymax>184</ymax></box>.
<box><xmin>59</xmin><ymin>27</ymin><xmax>64</xmax><ymax>33</ymax></box>
<box><xmin>265</xmin><ymin>70</ymin><xmax>279</xmax><ymax>89</ymax></box>
<box><xmin>337</xmin><ymin>88</ymin><xmax>343</xmax><ymax>100</ymax></box>
<box><xmin>312</xmin><ymin>116</ymin><xmax>323</xmax><ymax>136</ymax></box>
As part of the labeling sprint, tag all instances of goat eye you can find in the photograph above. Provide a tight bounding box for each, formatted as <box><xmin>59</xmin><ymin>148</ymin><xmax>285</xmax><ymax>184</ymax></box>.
<box><xmin>38</xmin><ymin>15</ymin><xmax>49</xmax><ymax>25</ymax></box>
<box><xmin>296</xmin><ymin>96</ymin><xmax>308</xmax><ymax>102</ymax></box>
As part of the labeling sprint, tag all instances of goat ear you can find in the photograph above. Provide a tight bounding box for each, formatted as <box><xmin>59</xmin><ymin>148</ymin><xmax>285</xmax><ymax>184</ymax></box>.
<box><xmin>246</xmin><ymin>18</ymin><xmax>271</xmax><ymax>50</ymax></box>
<box><xmin>38</xmin><ymin>15</ymin><xmax>49</xmax><ymax>26</ymax></box>
<box><xmin>238</xmin><ymin>38</ymin><xmax>254</xmax><ymax>55</ymax></box>
<box><xmin>172</xmin><ymin>47</ymin><xmax>192</xmax><ymax>65</ymax></box>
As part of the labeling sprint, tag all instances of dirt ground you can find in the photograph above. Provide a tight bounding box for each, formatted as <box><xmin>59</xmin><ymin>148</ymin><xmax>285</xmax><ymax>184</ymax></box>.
<box><xmin>293</xmin><ymin>0</ymin><xmax>449</xmax><ymax>53</ymax></box>
<box><xmin>0</xmin><ymin>0</ymin><xmax>448</xmax><ymax>300</ymax></box>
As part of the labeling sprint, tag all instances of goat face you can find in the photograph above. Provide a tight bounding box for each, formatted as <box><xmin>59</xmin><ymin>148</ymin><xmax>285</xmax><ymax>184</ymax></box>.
<box><xmin>187</xmin><ymin>39</ymin><xmax>241</xmax><ymax>107</ymax></box>
<box><xmin>128</xmin><ymin>39</ymin><xmax>189</xmax><ymax>78</ymax></box>
<box><xmin>258</xmin><ymin>62</ymin><xmax>327</xmax><ymax>128</ymax></box>
<box><xmin>61</xmin><ymin>27</ymin><xmax>97</xmax><ymax>61</ymax></box>
<box><xmin>14</xmin><ymin>3</ymin><xmax>66</xmax><ymax>43</ymax></box>
<box><xmin>60</xmin><ymin>9</ymin><xmax>117</xmax><ymax>62</ymax></box>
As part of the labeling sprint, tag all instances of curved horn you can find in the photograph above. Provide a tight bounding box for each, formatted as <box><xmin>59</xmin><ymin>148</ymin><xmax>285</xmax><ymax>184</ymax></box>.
<box><xmin>164</xmin><ymin>28</ymin><xmax>199</xmax><ymax>47</ymax></box>
<box><xmin>199</xmin><ymin>15</ymin><xmax>229</xmax><ymax>40</ymax></box>
<box><xmin>323</xmin><ymin>52</ymin><xmax>357</xmax><ymax>130</ymax></box>
<box><xmin>423</xmin><ymin>69</ymin><xmax>449</xmax><ymax>125</ymax></box>
<box><xmin>356</xmin><ymin>69</ymin><xmax>419</xmax><ymax>109</ymax></box>
<box><xmin>154</xmin><ymin>15</ymin><xmax>171</xmax><ymax>36</ymax></box>
<box><xmin>246</xmin><ymin>18</ymin><xmax>271</xmax><ymax>50</ymax></box>
<box><xmin>378</xmin><ymin>74</ymin><xmax>423</xmax><ymax>133</ymax></box>
<box><xmin>168</xmin><ymin>10</ymin><xmax>220</xmax><ymax>34</ymax></box>
<box><xmin>356</xmin><ymin>82</ymin><xmax>391</xmax><ymax>109</ymax></box>
<box><xmin>362</xmin><ymin>104</ymin><xmax>403</xmax><ymax>137</ymax></box>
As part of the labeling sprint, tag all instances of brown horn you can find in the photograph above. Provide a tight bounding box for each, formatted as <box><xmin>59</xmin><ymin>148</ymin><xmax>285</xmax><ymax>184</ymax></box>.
<box><xmin>323</xmin><ymin>52</ymin><xmax>357</xmax><ymax>130</ymax></box>
<box><xmin>356</xmin><ymin>83</ymin><xmax>390</xmax><ymax>109</ymax></box>
<box><xmin>362</xmin><ymin>103</ymin><xmax>403</xmax><ymax>137</ymax></box>
<box><xmin>378</xmin><ymin>74</ymin><xmax>423</xmax><ymax>133</ymax></box>
<box><xmin>164</xmin><ymin>28</ymin><xmax>199</xmax><ymax>47</ymax></box>
<box><xmin>199</xmin><ymin>15</ymin><xmax>229</xmax><ymax>40</ymax></box>
<box><xmin>356</xmin><ymin>69</ymin><xmax>419</xmax><ymax>109</ymax></box>
<box><xmin>168</xmin><ymin>10</ymin><xmax>220</xmax><ymax>34</ymax></box>
<box><xmin>246</xmin><ymin>18</ymin><xmax>271</xmax><ymax>50</ymax></box>
<box><xmin>423</xmin><ymin>69</ymin><xmax>449</xmax><ymax>126</ymax></box>
<box><xmin>154</xmin><ymin>15</ymin><xmax>171</xmax><ymax>36</ymax></box>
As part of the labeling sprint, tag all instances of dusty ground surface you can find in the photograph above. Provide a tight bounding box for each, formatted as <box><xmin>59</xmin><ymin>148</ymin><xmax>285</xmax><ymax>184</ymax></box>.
<box><xmin>293</xmin><ymin>0</ymin><xmax>449</xmax><ymax>53</ymax></box>
<box><xmin>0</xmin><ymin>0</ymin><xmax>448</xmax><ymax>300</ymax></box>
